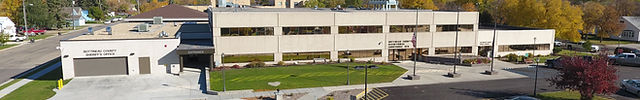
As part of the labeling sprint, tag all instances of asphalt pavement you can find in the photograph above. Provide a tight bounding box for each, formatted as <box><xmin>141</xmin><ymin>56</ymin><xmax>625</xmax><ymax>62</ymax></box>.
<box><xmin>0</xmin><ymin>22</ymin><xmax>118</xmax><ymax>83</ymax></box>
<box><xmin>380</xmin><ymin>66</ymin><xmax>640</xmax><ymax>100</ymax></box>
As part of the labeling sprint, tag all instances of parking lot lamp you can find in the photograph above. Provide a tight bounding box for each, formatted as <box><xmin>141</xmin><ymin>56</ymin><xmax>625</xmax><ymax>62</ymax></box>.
<box><xmin>453</xmin><ymin>7</ymin><xmax>460</xmax><ymax>75</ymax></box>
<box><xmin>533</xmin><ymin>37</ymin><xmax>538</xmax><ymax>96</ymax></box>
<box><xmin>221</xmin><ymin>53</ymin><xmax>226</xmax><ymax>92</ymax></box>
<box><xmin>618</xmin><ymin>35</ymin><xmax>621</xmax><ymax>48</ymax></box>
<box><xmin>346</xmin><ymin>50</ymin><xmax>350</xmax><ymax>85</ymax></box>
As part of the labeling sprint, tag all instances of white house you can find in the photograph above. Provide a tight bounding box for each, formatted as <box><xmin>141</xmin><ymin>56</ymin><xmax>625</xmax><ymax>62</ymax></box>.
<box><xmin>610</xmin><ymin>16</ymin><xmax>640</xmax><ymax>41</ymax></box>
<box><xmin>62</xmin><ymin>7</ymin><xmax>88</xmax><ymax>26</ymax></box>
<box><xmin>0</xmin><ymin>17</ymin><xmax>17</xmax><ymax>35</ymax></box>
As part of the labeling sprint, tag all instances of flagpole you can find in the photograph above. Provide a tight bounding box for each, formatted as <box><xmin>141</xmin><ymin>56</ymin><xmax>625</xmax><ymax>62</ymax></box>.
<box><xmin>412</xmin><ymin>8</ymin><xmax>418</xmax><ymax>77</ymax></box>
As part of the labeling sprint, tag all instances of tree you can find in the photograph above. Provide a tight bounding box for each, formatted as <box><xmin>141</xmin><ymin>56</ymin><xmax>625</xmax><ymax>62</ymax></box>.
<box><xmin>140</xmin><ymin>0</ymin><xmax>169</xmax><ymax>13</ymax></box>
<box><xmin>612</xmin><ymin>0</ymin><xmax>639</xmax><ymax>16</ymax></box>
<box><xmin>581</xmin><ymin>1</ymin><xmax>604</xmax><ymax>36</ymax></box>
<box><xmin>597</xmin><ymin>6</ymin><xmax>624</xmax><ymax>42</ymax></box>
<box><xmin>325</xmin><ymin>0</ymin><xmax>345</xmax><ymax>8</ymax></box>
<box><xmin>493</xmin><ymin>0</ymin><xmax>584</xmax><ymax>42</ymax></box>
<box><xmin>304</xmin><ymin>0</ymin><xmax>326</xmax><ymax>8</ymax></box>
<box><xmin>0</xmin><ymin>33</ymin><xmax>8</xmax><ymax>46</ymax></box>
<box><xmin>345</xmin><ymin>0</ymin><xmax>364</xmax><ymax>7</ymax></box>
<box><xmin>88</xmin><ymin>7</ymin><xmax>106</xmax><ymax>21</ymax></box>
<box><xmin>548</xmin><ymin>54</ymin><xmax>618</xmax><ymax>100</ymax></box>
<box><xmin>460</xmin><ymin>2</ymin><xmax>476</xmax><ymax>11</ymax></box>
<box><xmin>0</xmin><ymin>0</ymin><xmax>22</xmax><ymax>26</ymax></box>
<box><xmin>399</xmin><ymin>0</ymin><xmax>438</xmax><ymax>10</ymax></box>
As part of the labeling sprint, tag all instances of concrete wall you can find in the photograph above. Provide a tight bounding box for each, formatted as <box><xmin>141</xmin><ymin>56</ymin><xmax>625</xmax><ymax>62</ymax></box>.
<box><xmin>211</xmin><ymin>11</ymin><xmax>481</xmax><ymax>63</ymax></box>
<box><xmin>478</xmin><ymin>29</ymin><xmax>555</xmax><ymax>57</ymax></box>
<box><xmin>60</xmin><ymin>39</ymin><xmax>180</xmax><ymax>79</ymax></box>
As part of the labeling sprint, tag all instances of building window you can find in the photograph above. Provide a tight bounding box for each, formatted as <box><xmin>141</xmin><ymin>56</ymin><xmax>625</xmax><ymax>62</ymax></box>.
<box><xmin>622</xmin><ymin>30</ymin><xmax>634</xmax><ymax>38</ymax></box>
<box><xmin>282</xmin><ymin>52</ymin><xmax>330</xmax><ymax>61</ymax></box>
<box><xmin>434</xmin><ymin>47</ymin><xmax>472</xmax><ymax>54</ymax></box>
<box><xmin>222</xmin><ymin>53</ymin><xmax>274</xmax><ymax>63</ymax></box>
<box><xmin>498</xmin><ymin>44</ymin><xmax>550</xmax><ymax>52</ymax></box>
<box><xmin>436</xmin><ymin>25</ymin><xmax>473</xmax><ymax>32</ymax></box>
<box><xmin>388</xmin><ymin>48</ymin><xmax>428</xmax><ymax>61</ymax></box>
<box><xmin>220</xmin><ymin>27</ymin><xmax>274</xmax><ymax>36</ymax></box>
<box><xmin>338</xmin><ymin>26</ymin><xmax>383</xmax><ymax>34</ymax></box>
<box><xmin>283</xmin><ymin>26</ymin><xmax>330</xmax><ymax>35</ymax></box>
<box><xmin>390</xmin><ymin>25</ymin><xmax>430</xmax><ymax>33</ymax></box>
<box><xmin>338</xmin><ymin>50</ymin><xmax>383</xmax><ymax>58</ymax></box>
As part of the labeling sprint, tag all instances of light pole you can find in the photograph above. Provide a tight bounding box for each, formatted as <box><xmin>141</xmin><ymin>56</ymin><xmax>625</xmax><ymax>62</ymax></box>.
<box><xmin>533</xmin><ymin>37</ymin><xmax>538</xmax><ymax>96</ymax></box>
<box><xmin>221</xmin><ymin>53</ymin><xmax>226</xmax><ymax>92</ymax></box>
<box><xmin>618</xmin><ymin>35</ymin><xmax>621</xmax><ymax>48</ymax></box>
<box><xmin>72</xmin><ymin>1</ymin><xmax>76</xmax><ymax>30</ymax></box>
<box><xmin>364</xmin><ymin>58</ymin><xmax>368</xmax><ymax>100</ymax></box>
<box><xmin>412</xmin><ymin>8</ymin><xmax>418</xmax><ymax>77</ymax></box>
<box><xmin>346</xmin><ymin>50</ymin><xmax>350</xmax><ymax>85</ymax></box>
<box><xmin>488</xmin><ymin>6</ymin><xmax>499</xmax><ymax>75</ymax></box>
<box><xmin>450</xmin><ymin>7</ymin><xmax>461</xmax><ymax>77</ymax></box>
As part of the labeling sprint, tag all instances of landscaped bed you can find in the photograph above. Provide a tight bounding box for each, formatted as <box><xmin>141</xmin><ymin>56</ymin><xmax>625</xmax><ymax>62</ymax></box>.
<box><xmin>209</xmin><ymin>63</ymin><xmax>407</xmax><ymax>91</ymax></box>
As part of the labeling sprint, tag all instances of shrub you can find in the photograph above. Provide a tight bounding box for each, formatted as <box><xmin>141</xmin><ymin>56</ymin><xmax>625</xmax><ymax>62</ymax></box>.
<box><xmin>231</xmin><ymin>64</ymin><xmax>242</xmax><ymax>69</ymax></box>
<box><xmin>276</xmin><ymin>61</ymin><xmax>285</xmax><ymax>66</ymax></box>
<box><xmin>350</xmin><ymin>58</ymin><xmax>355</xmax><ymax>62</ymax></box>
<box><xmin>553</xmin><ymin>48</ymin><xmax>562</xmax><ymax>54</ymax></box>
<box><xmin>367</xmin><ymin>60</ymin><xmax>373</xmax><ymax>64</ymax></box>
<box><xmin>247</xmin><ymin>61</ymin><xmax>266</xmax><ymax>68</ymax></box>
<box><xmin>505</xmin><ymin>53</ymin><xmax>519</xmax><ymax>62</ymax></box>
<box><xmin>526</xmin><ymin>53</ymin><xmax>534</xmax><ymax>58</ymax></box>
<box><xmin>380</xmin><ymin>61</ymin><xmax>389</xmax><ymax>65</ymax></box>
<box><xmin>582</xmin><ymin>41</ymin><xmax>592</xmax><ymax>51</ymax></box>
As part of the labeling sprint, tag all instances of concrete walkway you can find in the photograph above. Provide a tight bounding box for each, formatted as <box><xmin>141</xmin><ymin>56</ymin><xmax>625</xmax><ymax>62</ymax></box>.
<box><xmin>0</xmin><ymin>62</ymin><xmax>61</xmax><ymax>98</ymax></box>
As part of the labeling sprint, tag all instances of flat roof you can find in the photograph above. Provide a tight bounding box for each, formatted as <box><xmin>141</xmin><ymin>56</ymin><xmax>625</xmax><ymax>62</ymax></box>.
<box><xmin>478</xmin><ymin>24</ymin><xmax>546</xmax><ymax>31</ymax></box>
<box><xmin>210</xmin><ymin>8</ymin><xmax>440</xmax><ymax>12</ymax></box>
<box><xmin>68</xmin><ymin>23</ymin><xmax>182</xmax><ymax>40</ymax></box>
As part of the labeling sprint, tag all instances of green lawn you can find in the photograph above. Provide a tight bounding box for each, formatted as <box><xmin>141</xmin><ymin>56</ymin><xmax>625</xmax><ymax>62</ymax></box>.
<box><xmin>28</xmin><ymin>35</ymin><xmax>52</xmax><ymax>40</ymax></box>
<box><xmin>210</xmin><ymin>63</ymin><xmax>407</xmax><ymax>91</ymax></box>
<box><xmin>0</xmin><ymin>66</ymin><xmax>71</xmax><ymax>100</ymax></box>
<box><xmin>536</xmin><ymin>91</ymin><xmax>610</xmax><ymax>100</ymax></box>
<box><xmin>0</xmin><ymin>44</ymin><xmax>18</xmax><ymax>50</ymax></box>
<box><xmin>586</xmin><ymin>35</ymin><xmax>636</xmax><ymax>45</ymax></box>
<box><xmin>532</xmin><ymin>56</ymin><xmax>560</xmax><ymax>63</ymax></box>
<box><xmin>556</xmin><ymin>50</ymin><xmax>594</xmax><ymax>57</ymax></box>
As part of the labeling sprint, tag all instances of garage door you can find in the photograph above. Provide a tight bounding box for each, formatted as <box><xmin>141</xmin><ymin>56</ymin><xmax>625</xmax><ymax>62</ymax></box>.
<box><xmin>74</xmin><ymin>57</ymin><xmax>128</xmax><ymax>77</ymax></box>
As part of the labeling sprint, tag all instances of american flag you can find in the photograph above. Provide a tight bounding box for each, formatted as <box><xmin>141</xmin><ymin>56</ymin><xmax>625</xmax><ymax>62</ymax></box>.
<box><xmin>411</xmin><ymin>32</ymin><xmax>417</xmax><ymax>47</ymax></box>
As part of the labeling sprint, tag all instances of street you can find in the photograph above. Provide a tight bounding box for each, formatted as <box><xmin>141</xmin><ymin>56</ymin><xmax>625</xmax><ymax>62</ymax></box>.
<box><xmin>0</xmin><ymin>23</ymin><xmax>117</xmax><ymax>83</ymax></box>
<box><xmin>381</xmin><ymin>65</ymin><xmax>640</xmax><ymax>100</ymax></box>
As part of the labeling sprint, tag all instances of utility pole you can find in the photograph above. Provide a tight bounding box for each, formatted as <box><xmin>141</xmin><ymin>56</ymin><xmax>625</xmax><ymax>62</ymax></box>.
<box><xmin>22</xmin><ymin>0</ymin><xmax>28</xmax><ymax>37</ymax></box>
<box><xmin>72</xmin><ymin>1</ymin><xmax>76</xmax><ymax>30</ymax></box>
<box><xmin>533</xmin><ymin>37</ymin><xmax>538</xmax><ymax>96</ymax></box>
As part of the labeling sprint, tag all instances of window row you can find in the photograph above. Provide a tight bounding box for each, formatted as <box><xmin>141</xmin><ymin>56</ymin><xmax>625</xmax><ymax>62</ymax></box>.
<box><xmin>621</xmin><ymin>30</ymin><xmax>635</xmax><ymax>38</ymax></box>
<box><xmin>435</xmin><ymin>47</ymin><xmax>473</xmax><ymax>54</ymax></box>
<box><xmin>220</xmin><ymin>25</ymin><xmax>473</xmax><ymax>36</ymax></box>
<box><xmin>498</xmin><ymin>44</ymin><xmax>550</xmax><ymax>52</ymax></box>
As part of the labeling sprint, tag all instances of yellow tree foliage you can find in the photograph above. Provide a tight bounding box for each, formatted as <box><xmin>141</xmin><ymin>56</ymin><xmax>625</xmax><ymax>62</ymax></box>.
<box><xmin>140</xmin><ymin>0</ymin><xmax>169</xmax><ymax>13</ymax></box>
<box><xmin>461</xmin><ymin>2</ymin><xmax>476</xmax><ymax>11</ymax></box>
<box><xmin>0</xmin><ymin>0</ymin><xmax>22</xmax><ymax>23</ymax></box>
<box><xmin>582</xmin><ymin>1</ymin><xmax>604</xmax><ymax>35</ymax></box>
<box><xmin>400</xmin><ymin>0</ymin><xmax>438</xmax><ymax>10</ymax></box>
<box><xmin>598</xmin><ymin>6</ymin><xmax>624</xmax><ymax>40</ymax></box>
<box><xmin>494</xmin><ymin>0</ymin><xmax>583</xmax><ymax>42</ymax></box>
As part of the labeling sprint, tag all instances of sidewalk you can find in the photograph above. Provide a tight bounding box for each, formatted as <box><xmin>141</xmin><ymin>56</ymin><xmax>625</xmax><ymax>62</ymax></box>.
<box><xmin>0</xmin><ymin>62</ymin><xmax>61</xmax><ymax>98</ymax></box>
<box><xmin>202</xmin><ymin>60</ymin><xmax>532</xmax><ymax>100</ymax></box>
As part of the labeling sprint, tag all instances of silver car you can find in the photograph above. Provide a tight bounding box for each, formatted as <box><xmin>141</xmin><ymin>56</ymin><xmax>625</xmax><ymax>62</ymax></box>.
<box><xmin>621</xmin><ymin>79</ymin><xmax>640</xmax><ymax>97</ymax></box>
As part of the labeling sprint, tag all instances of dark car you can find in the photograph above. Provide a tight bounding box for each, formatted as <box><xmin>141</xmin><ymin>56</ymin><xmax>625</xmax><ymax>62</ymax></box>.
<box><xmin>546</xmin><ymin>56</ymin><xmax>593</xmax><ymax>69</ymax></box>
<box><xmin>615</xmin><ymin>47</ymin><xmax>640</xmax><ymax>55</ymax></box>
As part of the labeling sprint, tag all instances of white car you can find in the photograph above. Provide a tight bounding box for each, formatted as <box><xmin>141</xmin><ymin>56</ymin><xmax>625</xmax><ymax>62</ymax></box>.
<box><xmin>621</xmin><ymin>79</ymin><xmax>640</xmax><ymax>97</ymax></box>
<box><xmin>554</xmin><ymin>41</ymin><xmax>564</xmax><ymax>46</ymax></box>
<box><xmin>7</xmin><ymin>34</ymin><xmax>26</xmax><ymax>42</ymax></box>
<box><xmin>590</xmin><ymin>45</ymin><xmax>600</xmax><ymax>52</ymax></box>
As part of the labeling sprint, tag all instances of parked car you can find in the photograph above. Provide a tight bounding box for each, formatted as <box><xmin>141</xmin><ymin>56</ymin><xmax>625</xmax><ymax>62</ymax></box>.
<box><xmin>546</xmin><ymin>57</ymin><xmax>563</xmax><ymax>69</ymax></box>
<box><xmin>620</xmin><ymin>79</ymin><xmax>640</xmax><ymax>97</ymax></box>
<box><xmin>608</xmin><ymin>53</ymin><xmax>640</xmax><ymax>66</ymax></box>
<box><xmin>7</xmin><ymin>34</ymin><xmax>26</xmax><ymax>42</ymax></box>
<box><xmin>17</xmin><ymin>27</ymin><xmax>46</xmax><ymax>35</ymax></box>
<box><xmin>590</xmin><ymin>45</ymin><xmax>601</xmax><ymax>52</ymax></box>
<box><xmin>504</xmin><ymin>96</ymin><xmax>540</xmax><ymax>100</ymax></box>
<box><xmin>554</xmin><ymin>41</ymin><xmax>564</xmax><ymax>46</ymax></box>
<box><xmin>615</xmin><ymin>47</ymin><xmax>640</xmax><ymax>55</ymax></box>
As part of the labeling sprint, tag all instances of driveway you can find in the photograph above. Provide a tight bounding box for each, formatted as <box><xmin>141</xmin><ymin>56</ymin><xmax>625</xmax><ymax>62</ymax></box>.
<box><xmin>0</xmin><ymin>23</ymin><xmax>118</xmax><ymax>83</ymax></box>
<box><xmin>50</xmin><ymin>69</ymin><xmax>208</xmax><ymax>100</ymax></box>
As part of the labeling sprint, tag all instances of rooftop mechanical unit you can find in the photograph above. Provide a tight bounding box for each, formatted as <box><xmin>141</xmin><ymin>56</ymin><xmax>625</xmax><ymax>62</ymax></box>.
<box><xmin>153</xmin><ymin>16</ymin><xmax>163</xmax><ymax>24</ymax></box>
<box><xmin>137</xmin><ymin>24</ymin><xmax>149</xmax><ymax>32</ymax></box>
